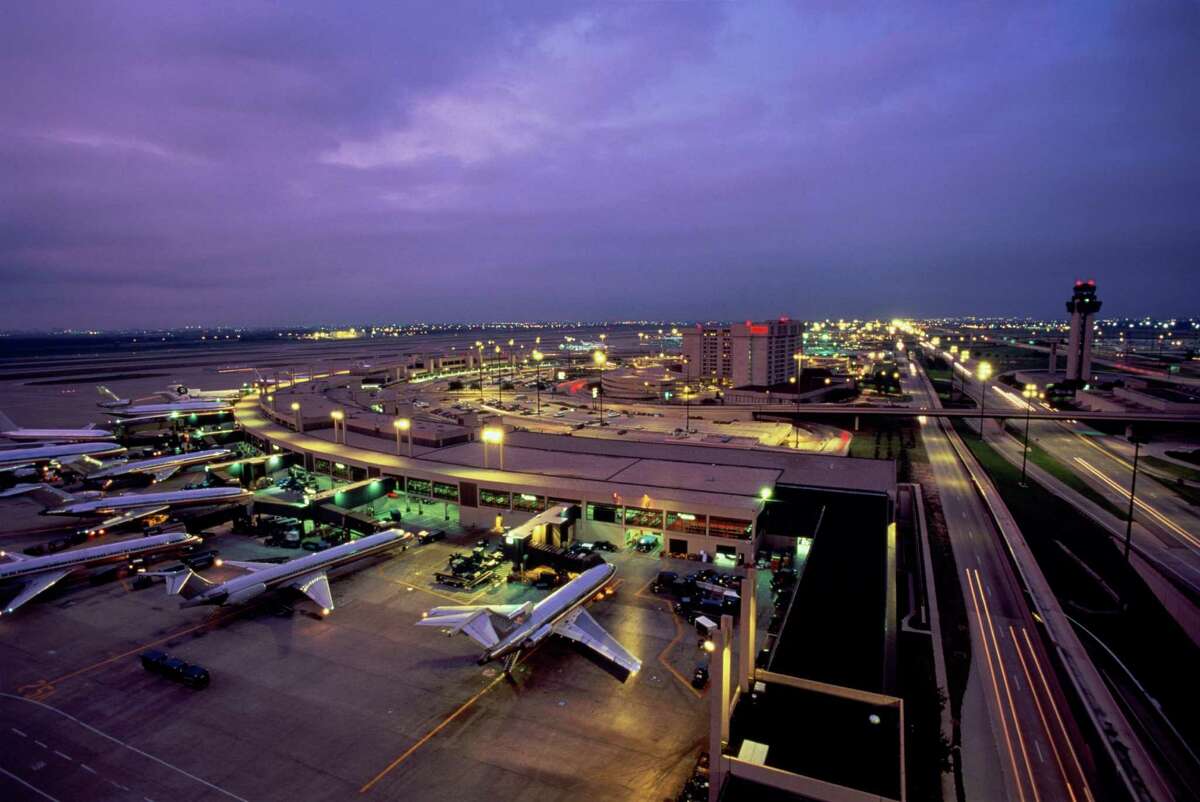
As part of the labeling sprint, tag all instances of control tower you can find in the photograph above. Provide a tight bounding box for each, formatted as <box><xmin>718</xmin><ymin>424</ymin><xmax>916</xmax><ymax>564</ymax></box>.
<box><xmin>1065</xmin><ymin>279</ymin><xmax>1101</xmax><ymax>385</ymax></box>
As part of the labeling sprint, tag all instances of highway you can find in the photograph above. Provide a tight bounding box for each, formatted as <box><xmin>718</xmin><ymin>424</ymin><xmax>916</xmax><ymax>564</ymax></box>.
<box><xmin>943</xmin><ymin>354</ymin><xmax>1200</xmax><ymax>600</ymax></box>
<box><xmin>904</xmin><ymin>367</ymin><xmax>1097</xmax><ymax>802</ymax></box>
<box><xmin>911</xmin><ymin>356</ymin><xmax>1176</xmax><ymax>801</ymax></box>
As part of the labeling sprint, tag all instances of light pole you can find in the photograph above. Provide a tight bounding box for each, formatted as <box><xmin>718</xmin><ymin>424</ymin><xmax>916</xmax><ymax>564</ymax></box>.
<box><xmin>291</xmin><ymin>401</ymin><xmax>302</xmax><ymax>433</ymax></box>
<box><xmin>532</xmin><ymin>349</ymin><xmax>544</xmax><ymax>416</ymax></box>
<box><xmin>330</xmin><ymin>409</ymin><xmax>344</xmax><ymax>444</ymax></box>
<box><xmin>507</xmin><ymin>339</ymin><xmax>515</xmax><ymax>392</ymax></box>
<box><xmin>476</xmin><ymin>342</ymin><xmax>485</xmax><ymax>403</ymax></box>
<box><xmin>1019</xmin><ymin>383</ymin><xmax>1039</xmax><ymax>486</ymax></box>
<box><xmin>495</xmin><ymin>345</ymin><xmax>503</xmax><ymax>405</ymax></box>
<box><xmin>1124</xmin><ymin>432</ymin><xmax>1142</xmax><ymax>562</ymax></box>
<box><xmin>593</xmin><ymin>350</ymin><xmax>607</xmax><ymax>425</ymax></box>
<box><xmin>482</xmin><ymin>426</ymin><xmax>504</xmax><ymax>469</ymax></box>
<box><xmin>948</xmin><ymin>345</ymin><xmax>959</xmax><ymax>399</ymax></box>
<box><xmin>394</xmin><ymin>417</ymin><xmax>412</xmax><ymax>457</ymax></box>
<box><xmin>976</xmin><ymin>361</ymin><xmax>992</xmax><ymax>439</ymax></box>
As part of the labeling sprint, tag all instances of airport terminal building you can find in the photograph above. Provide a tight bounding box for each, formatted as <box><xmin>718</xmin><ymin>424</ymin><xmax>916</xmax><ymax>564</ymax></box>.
<box><xmin>240</xmin><ymin>394</ymin><xmax>895</xmax><ymax>564</ymax></box>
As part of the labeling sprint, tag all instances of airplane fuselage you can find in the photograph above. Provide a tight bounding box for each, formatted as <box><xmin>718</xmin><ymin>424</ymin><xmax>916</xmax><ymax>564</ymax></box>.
<box><xmin>0</xmin><ymin>533</ymin><xmax>200</xmax><ymax>583</ymax></box>
<box><xmin>88</xmin><ymin>448</ymin><xmax>232</xmax><ymax>479</ymax></box>
<box><xmin>0</xmin><ymin>442</ymin><xmax>126</xmax><ymax>469</ymax></box>
<box><xmin>182</xmin><ymin>530</ymin><xmax>406</xmax><ymax>607</ymax></box>
<box><xmin>1</xmin><ymin>428</ymin><xmax>115</xmax><ymax>442</ymax></box>
<box><xmin>483</xmin><ymin>562</ymin><xmax>616</xmax><ymax>663</ymax></box>
<box><xmin>47</xmin><ymin>486</ymin><xmax>251</xmax><ymax>516</ymax></box>
<box><xmin>105</xmin><ymin>401</ymin><xmax>232</xmax><ymax>418</ymax></box>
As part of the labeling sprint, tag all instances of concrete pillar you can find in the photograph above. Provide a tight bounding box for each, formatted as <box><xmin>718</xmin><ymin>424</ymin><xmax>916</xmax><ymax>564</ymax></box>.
<box><xmin>739</xmin><ymin>566</ymin><xmax>757</xmax><ymax>694</ymax></box>
<box><xmin>709</xmin><ymin>614</ymin><xmax>733</xmax><ymax>802</ymax></box>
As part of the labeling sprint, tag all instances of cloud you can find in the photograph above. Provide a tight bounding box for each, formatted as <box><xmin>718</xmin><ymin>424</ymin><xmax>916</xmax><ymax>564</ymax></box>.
<box><xmin>0</xmin><ymin>1</ymin><xmax>1196</xmax><ymax>328</ymax></box>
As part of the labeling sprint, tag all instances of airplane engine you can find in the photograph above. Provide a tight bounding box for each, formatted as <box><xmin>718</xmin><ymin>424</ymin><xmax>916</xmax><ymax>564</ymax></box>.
<box><xmin>227</xmin><ymin>582</ymin><xmax>268</xmax><ymax>605</ymax></box>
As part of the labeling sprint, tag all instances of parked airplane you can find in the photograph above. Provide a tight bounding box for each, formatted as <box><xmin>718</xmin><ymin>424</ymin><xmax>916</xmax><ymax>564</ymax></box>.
<box><xmin>0</xmin><ymin>410</ymin><xmax>114</xmax><ymax>443</ymax></box>
<box><xmin>97</xmin><ymin>386</ymin><xmax>233</xmax><ymax>417</ymax></box>
<box><xmin>163</xmin><ymin>384</ymin><xmax>242</xmax><ymax>402</ymax></box>
<box><xmin>417</xmin><ymin>562</ymin><xmax>641</xmax><ymax>679</ymax></box>
<box><xmin>155</xmin><ymin>530</ymin><xmax>408</xmax><ymax>614</ymax></box>
<box><xmin>75</xmin><ymin>448</ymin><xmax>233</xmax><ymax>485</ymax></box>
<box><xmin>0</xmin><ymin>442</ymin><xmax>126</xmax><ymax>472</ymax></box>
<box><xmin>0</xmin><ymin>484</ymin><xmax>251</xmax><ymax>531</ymax></box>
<box><xmin>0</xmin><ymin>531</ymin><xmax>200</xmax><ymax>615</ymax></box>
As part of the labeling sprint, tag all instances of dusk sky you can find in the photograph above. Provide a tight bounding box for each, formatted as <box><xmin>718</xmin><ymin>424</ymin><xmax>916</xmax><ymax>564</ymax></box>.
<box><xmin>3</xmin><ymin>1</ymin><xmax>1197</xmax><ymax>329</ymax></box>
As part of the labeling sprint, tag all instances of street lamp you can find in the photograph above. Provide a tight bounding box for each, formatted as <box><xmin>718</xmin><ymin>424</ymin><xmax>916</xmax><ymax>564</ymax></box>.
<box><xmin>394</xmin><ymin>417</ymin><xmax>412</xmax><ymax>457</ymax></box>
<box><xmin>495</xmin><ymin>345</ymin><xmax>503</xmax><ymax>404</ymax></box>
<box><xmin>482</xmin><ymin>426</ymin><xmax>504</xmax><ymax>469</ymax></box>
<box><xmin>976</xmin><ymin>361</ymin><xmax>992</xmax><ymax>439</ymax></box>
<box><xmin>476</xmin><ymin>342</ymin><xmax>485</xmax><ymax>403</ymax></box>
<box><xmin>291</xmin><ymin>401</ymin><xmax>303</xmax><ymax>433</ymax></box>
<box><xmin>330</xmin><ymin>409</ymin><xmax>344</xmax><ymax>444</ymax></box>
<box><xmin>593</xmin><ymin>350</ymin><xmax>607</xmax><ymax>425</ymax></box>
<box><xmin>1019</xmin><ymin>384</ymin><xmax>1039</xmax><ymax>486</ymax></box>
<box><xmin>1124</xmin><ymin>429</ymin><xmax>1144</xmax><ymax>562</ymax></box>
<box><xmin>532</xmin><ymin>349</ymin><xmax>544</xmax><ymax>417</ymax></box>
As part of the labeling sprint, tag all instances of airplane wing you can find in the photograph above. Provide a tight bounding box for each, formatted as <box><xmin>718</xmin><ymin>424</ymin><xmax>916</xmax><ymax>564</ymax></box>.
<box><xmin>220</xmin><ymin>560</ymin><xmax>276</xmax><ymax>573</ymax></box>
<box><xmin>290</xmin><ymin>571</ymin><xmax>334</xmax><ymax>612</ymax></box>
<box><xmin>417</xmin><ymin>608</ymin><xmax>501</xmax><ymax>649</ymax></box>
<box><xmin>552</xmin><ymin>608</ymin><xmax>642</xmax><ymax>675</ymax></box>
<box><xmin>2</xmin><ymin>570</ymin><xmax>70</xmax><ymax>614</ymax></box>
<box><xmin>150</xmin><ymin>466</ymin><xmax>181</xmax><ymax>482</ymax></box>
<box><xmin>98</xmin><ymin>505</ymin><xmax>170</xmax><ymax>529</ymax></box>
<box><xmin>423</xmin><ymin>602</ymin><xmax>530</xmax><ymax>620</ymax></box>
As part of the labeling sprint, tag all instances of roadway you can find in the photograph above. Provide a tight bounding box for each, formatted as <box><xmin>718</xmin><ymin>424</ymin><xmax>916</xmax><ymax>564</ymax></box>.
<box><xmin>904</xmin><ymin>366</ymin><xmax>1097</xmax><ymax>802</ymax></box>
<box><xmin>911</xmin><ymin>358</ymin><xmax>1175</xmax><ymax>801</ymax></box>
<box><xmin>941</xmin><ymin>353</ymin><xmax>1200</xmax><ymax>601</ymax></box>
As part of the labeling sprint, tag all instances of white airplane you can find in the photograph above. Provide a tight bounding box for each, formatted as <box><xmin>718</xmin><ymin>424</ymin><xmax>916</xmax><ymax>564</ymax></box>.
<box><xmin>75</xmin><ymin>448</ymin><xmax>233</xmax><ymax>485</ymax></box>
<box><xmin>0</xmin><ymin>531</ymin><xmax>200</xmax><ymax>615</ymax></box>
<box><xmin>0</xmin><ymin>484</ymin><xmax>252</xmax><ymax>531</ymax></box>
<box><xmin>163</xmin><ymin>383</ymin><xmax>242</xmax><ymax>402</ymax></box>
<box><xmin>0</xmin><ymin>410</ymin><xmax>114</xmax><ymax>443</ymax></box>
<box><xmin>417</xmin><ymin>562</ymin><xmax>641</xmax><ymax>679</ymax></box>
<box><xmin>156</xmin><ymin>530</ymin><xmax>409</xmax><ymax>615</ymax></box>
<box><xmin>97</xmin><ymin>386</ymin><xmax>233</xmax><ymax>417</ymax></box>
<box><xmin>0</xmin><ymin>442</ymin><xmax>126</xmax><ymax>472</ymax></box>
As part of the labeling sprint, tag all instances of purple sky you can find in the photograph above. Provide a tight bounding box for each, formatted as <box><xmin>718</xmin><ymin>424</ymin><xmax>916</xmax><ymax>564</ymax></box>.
<box><xmin>2</xmin><ymin>1</ymin><xmax>1198</xmax><ymax>329</ymax></box>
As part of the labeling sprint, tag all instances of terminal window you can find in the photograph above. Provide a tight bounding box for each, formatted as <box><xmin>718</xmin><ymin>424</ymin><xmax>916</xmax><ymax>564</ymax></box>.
<box><xmin>624</xmin><ymin>506</ymin><xmax>663</xmax><ymax>529</ymax></box>
<box><xmin>480</xmin><ymin>488</ymin><xmax>511</xmax><ymax>509</ymax></box>
<box><xmin>406</xmin><ymin>477</ymin><xmax>433</xmax><ymax>498</ymax></box>
<box><xmin>586</xmin><ymin>502</ymin><xmax>619</xmax><ymax>523</ymax></box>
<box><xmin>432</xmin><ymin>481</ymin><xmax>459</xmax><ymax>502</ymax></box>
<box><xmin>708</xmin><ymin>516</ymin><xmax>753</xmax><ymax>540</ymax></box>
<box><xmin>666</xmin><ymin>511</ymin><xmax>708</xmax><ymax>535</ymax></box>
<box><xmin>512</xmin><ymin>493</ymin><xmax>545</xmax><ymax>513</ymax></box>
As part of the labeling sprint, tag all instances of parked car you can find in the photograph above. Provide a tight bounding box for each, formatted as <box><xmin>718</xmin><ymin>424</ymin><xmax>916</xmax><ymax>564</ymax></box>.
<box><xmin>652</xmin><ymin>571</ymin><xmax>679</xmax><ymax>594</ymax></box>
<box><xmin>417</xmin><ymin>529</ymin><xmax>445</xmax><ymax>544</ymax></box>
<box><xmin>592</xmin><ymin>540</ymin><xmax>617</xmax><ymax>553</ymax></box>
<box><xmin>139</xmin><ymin>649</ymin><xmax>210</xmax><ymax>689</ymax></box>
<box><xmin>691</xmin><ymin>664</ymin><xmax>709</xmax><ymax>689</ymax></box>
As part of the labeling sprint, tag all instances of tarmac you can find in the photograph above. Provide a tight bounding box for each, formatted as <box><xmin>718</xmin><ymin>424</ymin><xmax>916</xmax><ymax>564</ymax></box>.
<box><xmin>0</xmin><ymin>526</ymin><xmax>717</xmax><ymax>802</ymax></box>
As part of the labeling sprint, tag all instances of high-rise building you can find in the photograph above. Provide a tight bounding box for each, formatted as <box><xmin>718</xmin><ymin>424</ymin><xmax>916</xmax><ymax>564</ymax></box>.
<box><xmin>681</xmin><ymin>324</ymin><xmax>733</xmax><ymax>383</ymax></box>
<box><xmin>731</xmin><ymin>318</ymin><xmax>804</xmax><ymax>387</ymax></box>
<box><xmin>682</xmin><ymin>318</ymin><xmax>805</xmax><ymax>387</ymax></box>
<box><xmin>1065</xmin><ymin>279</ymin><xmax>1101</xmax><ymax>384</ymax></box>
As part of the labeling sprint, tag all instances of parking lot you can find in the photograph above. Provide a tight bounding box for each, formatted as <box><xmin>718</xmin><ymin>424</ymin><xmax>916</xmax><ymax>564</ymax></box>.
<box><xmin>0</xmin><ymin>529</ymin><xmax>718</xmax><ymax>801</ymax></box>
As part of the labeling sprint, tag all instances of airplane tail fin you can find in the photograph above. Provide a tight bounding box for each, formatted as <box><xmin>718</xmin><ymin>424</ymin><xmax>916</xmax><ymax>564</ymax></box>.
<box><xmin>144</xmin><ymin>566</ymin><xmax>212</xmax><ymax>598</ymax></box>
<box><xmin>0</xmin><ymin>483</ymin><xmax>79</xmax><ymax>508</ymax></box>
<box><xmin>0</xmin><ymin>409</ymin><xmax>17</xmax><ymax>432</ymax></box>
